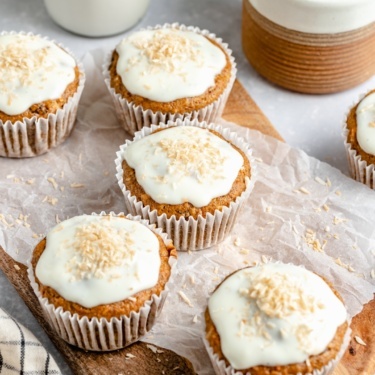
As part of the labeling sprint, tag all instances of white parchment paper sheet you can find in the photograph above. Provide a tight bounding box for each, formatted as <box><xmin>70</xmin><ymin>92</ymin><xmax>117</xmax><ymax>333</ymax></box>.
<box><xmin>0</xmin><ymin>49</ymin><xmax>374</xmax><ymax>375</ymax></box>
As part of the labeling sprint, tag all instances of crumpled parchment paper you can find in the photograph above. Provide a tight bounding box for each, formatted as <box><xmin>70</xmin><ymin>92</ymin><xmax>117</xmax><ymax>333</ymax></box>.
<box><xmin>0</xmin><ymin>48</ymin><xmax>374</xmax><ymax>375</ymax></box>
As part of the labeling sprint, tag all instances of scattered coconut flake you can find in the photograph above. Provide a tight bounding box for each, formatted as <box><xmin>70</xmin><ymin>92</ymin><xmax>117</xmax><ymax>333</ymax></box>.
<box><xmin>314</xmin><ymin>176</ymin><xmax>326</xmax><ymax>186</ymax></box>
<box><xmin>326</xmin><ymin>178</ymin><xmax>332</xmax><ymax>187</ymax></box>
<box><xmin>6</xmin><ymin>174</ymin><xmax>15</xmax><ymax>179</ymax></box>
<box><xmin>125</xmin><ymin>353</ymin><xmax>136</xmax><ymax>359</ymax></box>
<box><xmin>193</xmin><ymin>315</ymin><xmax>198</xmax><ymax>323</ymax></box>
<box><xmin>47</xmin><ymin>177</ymin><xmax>58</xmax><ymax>190</ymax></box>
<box><xmin>333</xmin><ymin>216</ymin><xmax>347</xmax><ymax>225</ymax></box>
<box><xmin>213</xmin><ymin>267</ymin><xmax>219</xmax><ymax>274</ymax></box>
<box><xmin>261</xmin><ymin>255</ymin><xmax>268</xmax><ymax>264</ymax></box>
<box><xmin>333</xmin><ymin>234</ymin><xmax>339</xmax><ymax>240</ymax></box>
<box><xmin>292</xmin><ymin>225</ymin><xmax>299</xmax><ymax>235</ymax></box>
<box><xmin>265</xmin><ymin>206</ymin><xmax>272</xmax><ymax>213</ymax></box>
<box><xmin>70</xmin><ymin>183</ymin><xmax>85</xmax><ymax>188</ymax></box>
<box><xmin>146</xmin><ymin>344</ymin><xmax>158</xmax><ymax>354</ymax></box>
<box><xmin>26</xmin><ymin>178</ymin><xmax>35</xmax><ymax>185</ymax></box>
<box><xmin>299</xmin><ymin>187</ymin><xmax>310</xmax><ymax>195</ymax></box>
<box><xmin>370</xmin><ymin>269</ymin><xmax>375</xmax><ymax>279</ymax></box>
<box><xmin>42</xmin><ymin>196</ymin><xmax>58</xmax><ymax>206</ymax></box>
<box><xmin>322</xmin><ymin>204</ymin><xmax>329</xmax><ymax>212</ymax></box>
<box><xmin>14</xmin><ymin>264</ymin><xmax>20</xmax><ymax>271</ymax></box>
<box><xmin>178</xmin><ymin>291</ymin><xmax>193</xmax><ymax>307</ymax></box>
<box><xmin>304</xmin><ymin>230</ymin><xmax>325</xmax><ymax>253</ymax></box>
<box><xmin>60</xmin><ymin>186</ymin><xmax>65</xmax><ymax>192</ymax></box>
<box><xmin>55</xmin><ymin>214</ymin><xmax>60</xmax><ymax>224</ymax></box>
<box><xmin>60</xmin><ymin>171</ymin><xmax>65</xmax><ymax>179</ymax></box>
<box><xmin>127</xmin><ymin>296</ymin><xmax>136</xmax><ymax>302</ymax></box>
<box><xmin>324</xmin><ymin>226</ymin><xmax>330</xmax><ymax>233</ymax></box>
<box><xmin>234</xmin><ymin>237</ymin><xmax>241</xmax><ymax>247</ymax></box>
<box><xmin>189</xmin><ymin>275</ymin><xmax>195</xmax><ymax>285</ymax></box>
<box><xmin>240</xmin><ymin>248</ymin><xmax>250</xmax><ymax>255</ymax></box>
<box><xmin>335</xmin><ymin>190</ymin><xmax>342</xmax><ymax>196</ymax></box>
<box><xmin>354</xmin><ymin>336</ymin><xmax>367</xmax><ymax>346</ymax></box>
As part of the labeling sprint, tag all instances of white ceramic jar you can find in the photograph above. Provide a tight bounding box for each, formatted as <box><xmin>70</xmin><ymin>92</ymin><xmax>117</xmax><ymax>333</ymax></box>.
<box><xmin>44</xmin><ymin>0</ymin><xmax>150</xmax><ymax>37</ymax></box>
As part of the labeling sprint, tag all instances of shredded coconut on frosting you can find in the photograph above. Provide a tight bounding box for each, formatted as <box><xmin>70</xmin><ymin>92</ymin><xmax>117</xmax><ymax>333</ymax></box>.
<box><xmin>65</xmin><ymin>221</ymin><xmax>135</xmax><ymax>281</ymax></box>
<box><xmin>240</xmin><ymin>270</ymin><xmax>325</xmax><ymax>319</ymax></box>
<box><xmin>130</xmin><ymin>29</ymin><xmax>202</xmax><ymax>73</ymax></box>
<box><xmin>0</xmin><ymin>37</ymin><xmax>53</xmax><ymax>99</ymax></box>
<box><xmin>156</xmin><ymin>133</ymin><xmax>226</xmax><ymax>183</ymax></box>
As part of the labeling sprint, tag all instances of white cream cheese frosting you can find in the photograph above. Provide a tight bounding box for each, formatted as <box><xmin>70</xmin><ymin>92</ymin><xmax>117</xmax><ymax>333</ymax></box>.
<box><xmin>35</xmin><ymin>215</ymin><xmax>160</xmax><ymax>308</ymax></box>
<box><xmin>208</xmin><ymin>263</ymin><xmax>347</xmax><ymax>369</ymax></box>
<box><xmin>123</xmin><ymin>126</ymin><xmax>244</xmax><ymax>208</ymax></box>
<box><xmin>115</xmin><ymin>28</ymin><xmax>227</xmax><ymax>102</ymax></box>
<box><xmin>0</xmin><ymin>34</ymin><xmax>76</xmax><ymax>116</ymax></box>
<box><xmin>356</xmin><ymin>92</ymin><xmax>375</xmax><ymax>156</ymax></box>
<box><xmin>249</xmin><ymin>0</ymin><xmax>375</xmax><ymax>34</ymax></box>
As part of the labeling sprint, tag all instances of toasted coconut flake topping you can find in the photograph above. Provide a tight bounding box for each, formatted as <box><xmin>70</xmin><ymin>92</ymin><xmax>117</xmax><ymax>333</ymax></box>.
<box><xmin>65</xmin><ymin>221</ymin><xmax>135</xmax><ymax>281</ymax></box>
<box><xmin>130</xmin><ymin>29</ymin><xmax>202</xmax><ymax>74</ymax></box>
<box><xmin>239</xmin><ymin>271</ymin><xmax>324</xmax><ymax>319</ymax></box>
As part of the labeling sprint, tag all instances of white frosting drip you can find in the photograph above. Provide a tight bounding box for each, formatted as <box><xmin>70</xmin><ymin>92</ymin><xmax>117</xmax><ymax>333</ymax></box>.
<box><xmin>0</xmin><ymin>34</ymin><xmax>76</xmax><ymax>116</ymax></box>
<box><xmin>115</xmin><ymin>28</ymin><xmax>227</xmax><ymax>102</ymax></box>
<box><xmin>35</xmin><ymin>215</ymin><xmax>160</xmax><ymax>309</ymax></box>
<box><xmin>123</xmin><ymin>126</ymin><xmax>244</xmax><ymax>208</ymax></box>
<box><xmin>356</xmin><ymin>92</ymin><xmax>375</xmax><ymax>156</ymax></box>
<box><xmin>249</xmin><ymin>0</ymin><xmax>375</xmax><ymax>34</ymax></box>
<box><xmin>208</xmin><ymin>263</ymin><xmax>347</xmax><ymax>369</ymax></box>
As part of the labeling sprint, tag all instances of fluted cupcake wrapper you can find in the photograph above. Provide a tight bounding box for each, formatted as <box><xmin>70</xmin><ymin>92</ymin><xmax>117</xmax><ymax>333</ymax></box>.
<box><xmin>203</xmin><ymin>325</ymin><xmax>351</xmax><ymax>375</ymax></box>
<box><xmin>343</xmin><ymin>90</ymin><xmax>375</xmax><ymax>189</ymax></box>
<box><xmin>115</xmin><ymin>119</ymin><xmax>256</xmax><ymax>251</ymax></box>
<box><xmin>28</xmin><ymin>212</ymin><xmax>177</xmax><ymax>351</ymax></box>
<box><xmin>0</xmin><ymin>31</ymin><xmax>85</xmax><ymax>158</ymax></box>
<box><xmin>103</xmin><ymin>22</ymin><xmax>237</xmax><ymax>136</ymax></box>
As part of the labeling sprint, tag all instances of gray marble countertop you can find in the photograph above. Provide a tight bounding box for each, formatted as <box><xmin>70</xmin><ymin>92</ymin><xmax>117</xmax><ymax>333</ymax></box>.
<box><xmin>1</xmin><ymin>0</ymin><xmax>374</xmax><ymax>373</ymax></box>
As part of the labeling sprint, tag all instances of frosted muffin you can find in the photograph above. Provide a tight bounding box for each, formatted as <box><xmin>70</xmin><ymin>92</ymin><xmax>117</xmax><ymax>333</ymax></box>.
<box><xmin>104</xmin><ymin>23</ymin><xmax>236</xmax><ymax>135</ymax></box>
<box><xmin>205</xmin><ymin>263</ymin><xmax>349</xmax><ymax>375</ymax></box>
<box><xmin>115</xmin><ymin>119</ymin><xmax>254</xmax><ymax>251</ymax></box>
<box><xmin>345</xmin><ymin>90</ymin><xmax>375</xmax><ymax>188</ymax></box>
<box><xmin>242</xmin><ymin>0</ymin><xmax>375</xmax><ymax>93</ymax></box>
<box><xmin>0</xmin><ymin>32</ymin><xmax>84</xmax><ymax>158</ymax></box>
<box><xmin>28</xmin><ymin>213</ymin><xmax>177</xmax><ymax>351</ymax></box>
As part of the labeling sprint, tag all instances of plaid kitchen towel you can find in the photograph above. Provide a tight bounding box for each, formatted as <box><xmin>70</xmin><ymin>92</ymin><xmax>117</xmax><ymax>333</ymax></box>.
<box><xmin>0</xmin><ymin>308</ymin><xmax>61</xmax><ymax>374</ymax></box>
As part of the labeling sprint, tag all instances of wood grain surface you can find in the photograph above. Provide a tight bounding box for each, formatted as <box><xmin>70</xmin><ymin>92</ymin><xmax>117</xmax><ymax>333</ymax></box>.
<box><xmin>0</xmin><ymin>79</ymin><xmax>374</xmax><ymax>374</ymax></box>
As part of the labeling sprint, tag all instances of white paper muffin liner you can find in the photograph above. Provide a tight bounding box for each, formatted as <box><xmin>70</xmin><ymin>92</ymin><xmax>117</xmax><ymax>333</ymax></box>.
<box><xmin>343</xmin><ymin>89</ymin><xmax>375</xmax><ymax>189</ymax></box>
<box><xmin>27</xmin><ymin>211</ymin><xmax>177</xmax><ymax>351</ymax></box>
<box><xmin>0</xmin><ymin>31</ymin><xmax>85</xmax><ymax>158</ymax></box>
<box><xmin>203</xmin><ymin>262</ymin><xmax>352</xmax><ymax>375</ymax></box>
<box><xmin>103</xmin><ymin>22</ymin><xmax>237</xmax><ymax>136</ymax></box>
<box><xmin>115</xmin><ymin>118</ymin><xmax>256</xmax><ymax>251</ymax></box>
<box><xmin>203</xmin><ymin>327</ymin><xmax>351</xmax><ymax>375</ymax></box>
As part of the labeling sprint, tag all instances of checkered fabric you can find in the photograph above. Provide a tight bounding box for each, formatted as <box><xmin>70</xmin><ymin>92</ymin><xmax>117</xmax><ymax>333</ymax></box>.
<box><xmin>0</xmin><ymin>308</ymin><xmax>61</xmax><ymax>374</ymax></box>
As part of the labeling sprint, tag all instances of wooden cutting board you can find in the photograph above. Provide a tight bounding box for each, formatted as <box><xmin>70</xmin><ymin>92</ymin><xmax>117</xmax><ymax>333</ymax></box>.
<box><xmin>0</xmin><ymin>79</ymin><xmax>374</xmax><ymax>374</ymax></box>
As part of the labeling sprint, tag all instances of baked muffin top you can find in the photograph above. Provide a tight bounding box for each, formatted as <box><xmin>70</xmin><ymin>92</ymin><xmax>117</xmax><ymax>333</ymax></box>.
<box><xmin>34</xmin><ymin>215</ymin><xmax>163</xmax><ymax>309</ymax></box>
<box><xmin>346</xmin><ymin>90</ymin><xmax>375</xmax><ymax>163</ymax></box>
<box><xmin>114</xmin><ymin>28</ymin><xmax>227</xmax><ymax>103</ymax></box>
<box><xmin>207</xmin><ymin>263</ymin><xmax>347</xmax><ymax>370</ymax></box>
<box><xmin>0</xmin><ymin>34</ymin><xmax>77</xmax><ymax>118</ymax></box>
<box><xmin>122</xmin><ymin>126</ymin><xmax>248</xmax><ymax>209</ymax></box>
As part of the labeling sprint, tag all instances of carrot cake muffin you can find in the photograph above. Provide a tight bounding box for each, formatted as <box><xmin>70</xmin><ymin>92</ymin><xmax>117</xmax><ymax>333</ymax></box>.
<box><xmin>29</xmin><ymin>213</ymin><xmax>177</xmax><ymax>351</ymax></box>
<box><xmin>105</xmin><ymin>24</ymin><xmax>236</xmax><ymax>135</ymax></box>
<box><xmin>205</xmin><ymin>263</ymin><xmax>349</xmax><ymax>375</ymax></box>
<box><xmin>345</xmin><ymin>89</ymin><xmax>375</xmax><ymax>188</ymax></box>
<box><xmin>0</xmin><ymin>32</ymin><xmax>84</xmax><ymax>158</ymax></box>
<box><xmin>242</xmin><ymin>0</ymin><xmax>375</xmax><ymax>93</ymax></box>
<box><xmin>115</xmin><ymin>119</ymin><xmax>253</xmax><ymax>251</ymax></box>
